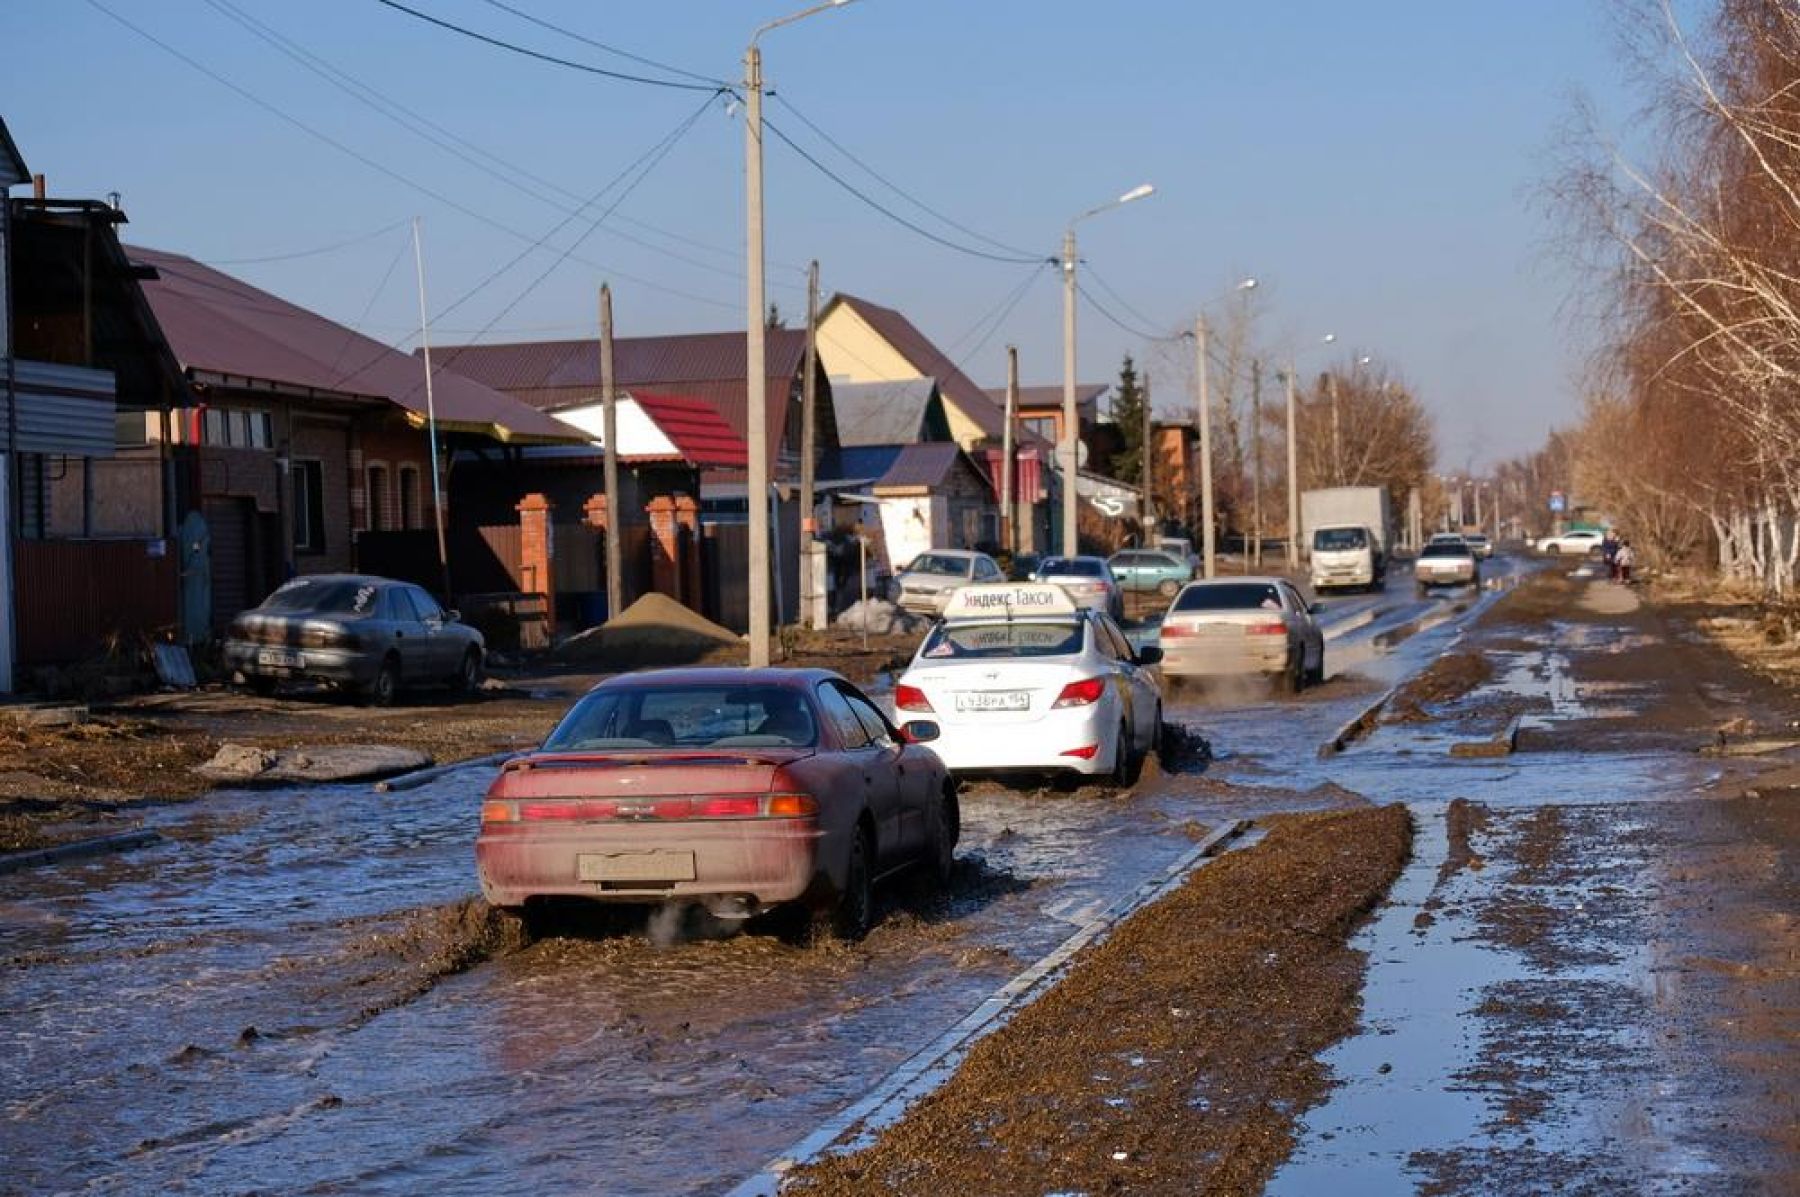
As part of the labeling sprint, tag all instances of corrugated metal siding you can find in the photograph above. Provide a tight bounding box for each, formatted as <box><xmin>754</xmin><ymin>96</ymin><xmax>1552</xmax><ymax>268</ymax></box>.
<box><xmin>10</xmin><ymin>359</ymin><xmax>117</xmax><ymax>456</ymax></box>
<box><xmin>14</xmin><ymin>538</ymin><xmax>178</xmax><ymax>665</ymax></box>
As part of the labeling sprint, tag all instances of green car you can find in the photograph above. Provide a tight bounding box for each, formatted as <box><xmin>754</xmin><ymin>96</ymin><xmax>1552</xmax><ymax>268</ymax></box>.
<box><xmin>1107</xmin><ymin>549</ymin><xmax>1195</xmax><ymax>598</ymax></box>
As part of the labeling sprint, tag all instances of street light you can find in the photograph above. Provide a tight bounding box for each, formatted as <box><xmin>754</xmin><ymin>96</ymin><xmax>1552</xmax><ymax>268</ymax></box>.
<box><xmin>1060</xmin><ymin>182</ymin><xmax>1156</xmax><ymax>556</ymax></box>
<box><xmin>1189</xmin><ymin>277</ymin><xmax>1257</xmax><ymax>578</ymax></box>
<box><xmin>744</xmin><ymin>0</ymin><xmax>854</xmax><ymax>667</ymax></box>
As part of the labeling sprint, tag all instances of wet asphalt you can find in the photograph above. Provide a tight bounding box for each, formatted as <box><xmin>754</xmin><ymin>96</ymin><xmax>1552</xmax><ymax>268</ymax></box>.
<box><xmin>6</xmin><ymin>557</ymin><xmax>1775</xmax><ymax>1195</ymax></box>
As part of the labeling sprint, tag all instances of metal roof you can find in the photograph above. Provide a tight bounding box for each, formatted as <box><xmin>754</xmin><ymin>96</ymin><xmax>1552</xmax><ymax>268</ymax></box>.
<box><xmin>875</xmin><ymin>441</ymin><xmax>986</xmax><ymax>492</ymax></box>
<box><xmin>822</xmin><ymin>444</ymin><xmax>903</xmax><ymax>485</ymax></box>
<box><xmin>982</xmin><ymin>383</ymin><xmax>1109</xmax><ymax>413</ymax></box>
<box><xmin>547</xmin><ymin>390</ymin><xmax>747</xmax><ymax>468</ymax></box>
<box><xmin>125</xmin><ymin>246</ymin><xmax>578</xmax><ymax>444</ymax></box>
<box><xmin>0</xmin><ymin>118</ymin><xmax>28</xmax><ymax>189</ymax></box>
<box><xmin>830</xmin><ymin>378</ymin><xmax>949</xmax><ymax>447</ymax></box>
<box><xmin>825</xmin><ymin>293</ymin><xmax>1015</xmax><ymax>441</ymax></box>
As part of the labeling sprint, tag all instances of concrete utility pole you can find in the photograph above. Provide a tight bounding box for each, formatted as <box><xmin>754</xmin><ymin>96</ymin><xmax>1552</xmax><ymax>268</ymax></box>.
<box><xmin>1060</xmin><ymin>227</ymin><xmax>1079</xmax><ymax>557</ymax></box>
<box><xmin>1285</xmin><ymin>363</ymin><xmax>1300</xmax><ymax>569</ymax></box>
<box><xmin>1002</xmin><ymin>345</ymin><xmax>1017</xmax><ymax>556</ymax></box>
<box><xmin>799</xmin><ymin>259</ymin><xmax>819</xmax><ymax>628</ymax></box>
<box><xmin>1141</xmin><ymin>372</ymin><xmax>1154</xmax><ymax>539</ymax></box>
<box><xmin>1251</xmin><ymin>358</ymin><xmax>1264</xmax><ymax>569</ymax></box>
<box><xmin>599</xmin><ymin>283</ymin><xmax>622</xmax><ymax>623</ymax></box>
<box><xmin>1195</xmin><ymin>315</ymin><xmax>1215</xmax><ymax>578</ymax></box>
<box><xmin>743</xmin><ymin>0</ymin><xmax>852</xmax><ymax>666</ymax></box>
<box><xmin>1328</xmin><ymin>371</ymin><xmax>1342</xmax><ymax>488</ymax></box>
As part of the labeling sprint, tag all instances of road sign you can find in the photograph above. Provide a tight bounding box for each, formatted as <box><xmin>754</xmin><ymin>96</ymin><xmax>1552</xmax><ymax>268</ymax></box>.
<box><xmin>1549</xmin><ymin>491</ymin><xmax>1566</xmax><ymax>513</ymax></box>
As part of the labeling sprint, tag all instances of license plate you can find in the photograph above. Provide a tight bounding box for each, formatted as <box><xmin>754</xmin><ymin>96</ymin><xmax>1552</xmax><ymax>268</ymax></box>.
<box><xmin>578</xmin><ymin>851</ymin><xmax>696</xmax><ymax>883</ymax></box>
<box><xmin>256</xmin><ymin>648</ymin><xmax>302</xmax><ymax>668</ymax></box>
<box><xmin>955</xmin><ymin>690</ymin><xmax>1029</xmax><ymax>712</ymax></box>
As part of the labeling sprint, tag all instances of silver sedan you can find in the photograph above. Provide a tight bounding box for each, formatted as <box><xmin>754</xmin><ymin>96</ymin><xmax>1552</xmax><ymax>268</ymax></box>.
<box><xmin>1158</xmin><ymin>576</ymin><xmax>1325</xmax><ymax>692</ymax></box>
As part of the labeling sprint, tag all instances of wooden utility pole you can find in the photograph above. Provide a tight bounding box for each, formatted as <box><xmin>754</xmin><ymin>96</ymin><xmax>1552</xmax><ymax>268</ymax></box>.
<box><xmin>1251</xmin><ymin>358</ymin><xmax>1264</xmax><ymax>569</ymax></box>
<box><xmin>800</xmin><ymin>260</ymin><xmax>819</xmax><ymax>627</ymax></box>
<box><xmin>1285</xmin><ymin>363</ymin><xmax>1300</xmax><ymax>569</ymax></box>
<box><xmin>1141</xmin><ymin>372</ymin><xmax>1154</xmax><ymax>539</ymax></box>
<box><xmin>1195</xmin><ymin>316</ymin><xmax>1215</xmax><ymax>578</ymax></box>
<box><xmin>1001</xmin><ymin>346</ymin><xmax>1018</xmax><ymax>556</ymax></box>
<box><xmin>600</xmin><ymin>283</ymin><xmax>622</xmax><ymax>622</ymax></box>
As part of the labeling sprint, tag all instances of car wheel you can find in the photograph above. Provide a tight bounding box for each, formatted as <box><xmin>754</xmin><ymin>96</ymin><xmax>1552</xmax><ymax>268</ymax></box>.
<box><xmin>1157</xmin><ymin>578</ymin><xmax>1179</xmax><ymax>598</ymax></box>
<box><xmin>1305</xmin><ymin>647</ymin><xmax>1326</xmax><ymax>686</ymax></box>
<box><xmin>925</xmin><ymin>788</ymin><xmax>958</xmax><ymax>889</ymax></box>
<box><xmin>829</xmin><ymin>824</ymin><xmax>876</xmax><ymax>941</ymax></box>
<box><xmin>1416</xmin><ymin>582</ymin><xmax>1430</xmax><ymax>598</ymax></box>
<box><xmin>1108</xmin><ymin>721</ymin><xmax>1133</xmax><ymax>787</ymax></box>
<box><xmin>451</xmin><ymin>648</ymin><xmax>482</xmax><ymax>694</ymax></box>
<box><xmin>244</xmin><ymin>674</ymin><xmax>277</xmax><ymax>697</ymax></box>
<box><xmin>1280</xmin><ymin>648</ymin><xmax>1305</xmax><ymax>695</ymax></box>
<box><xmin>366</xmin><ymin>655</ymin><xmax>401</xmax><ymax>708</ymax></box>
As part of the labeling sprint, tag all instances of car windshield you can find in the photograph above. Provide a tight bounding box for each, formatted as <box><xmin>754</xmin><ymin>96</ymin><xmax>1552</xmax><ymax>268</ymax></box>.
<box><xmin>1420</xmin><ymin>543</ymin><xmax>1471</xmax><ymax>558</ymax></box>
<box><xmin>259</xmin><ymin>578</ymin><xmax>382</xmax><ymax>616</ymax></box>
<box><xmin>543</xmin><ymin>684</ymin><xmax>819</xmax><ymax>750</ymax></box>
<box><xmin>1038</xmin><ymin>557</ymin><xmax>1106</xmax><ymax>577</ymax></box>
<box><xmin>908</xmin><ymin>553</ymin><xmax>969</xmax><ymax>577</ymax></box>
<box><xmin>1314</xmin><ymin>527</ymin><xmax>1368</xmax><ymax>551</ymax></box>
<box><xmin>1465</xmin><ymin>534</ymin><xmax>1489</xmax><ymax>544</ymax></box>
<box><xmin>917</xmin><ymin>620</ymin><xmax>1084</xmax><ymax>660</ymax></box>
<box><xmin>1173</xmin><ymin>582</ymin><xmax>1284</xmax><ymax>611</ymax></box>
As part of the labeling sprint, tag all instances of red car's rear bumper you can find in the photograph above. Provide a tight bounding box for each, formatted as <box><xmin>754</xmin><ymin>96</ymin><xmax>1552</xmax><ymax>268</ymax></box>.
<box><xmin>475</xmin><ymin>818</ymin><xmax>823</xmax><ymax>911</ymax></box>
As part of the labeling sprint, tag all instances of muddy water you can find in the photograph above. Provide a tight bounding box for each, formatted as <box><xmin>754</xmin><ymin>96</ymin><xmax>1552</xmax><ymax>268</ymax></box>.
<box><xmin>0</xmin><ymin>564</ymin><xmax>1519</xmax><ymax>1195</ymax></box>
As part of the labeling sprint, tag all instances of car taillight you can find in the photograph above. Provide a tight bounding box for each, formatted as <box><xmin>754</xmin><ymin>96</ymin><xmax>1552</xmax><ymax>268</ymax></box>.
<box><xmin>481</xmin><ymin>800</ymin><xmax>516</xmax><ymax>823</ymax></box>
<box><xmin>896</xmin><ymin>684</ymin><xmax>934</xmax><ymax>712</ymax></box>
<box><xmin>496</xmin><ymin>794</ymin><xmax>818</xmax><ymax>822</ymax></box>
<box><xmin>1052</xmin><ymin>677</ymin><xmax>1106</xmax><ymax>708</ymax></box>
<box><xmin>1246</xmin><ymin>622</ymin><xmax>1287</xmax><ymax>636</ymax></box>
<box><xmin>1060</xmin><ymin>744</ymin><xmax>1100</xmax><ymax>759</ymax></box>
<box><xmin>1159</xmin><ymin>623</ymin><xmax>1191</xmax><ymax>639</ymax></box>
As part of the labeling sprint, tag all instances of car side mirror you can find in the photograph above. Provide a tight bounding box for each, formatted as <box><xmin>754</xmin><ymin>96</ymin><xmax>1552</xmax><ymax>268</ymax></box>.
<box><xmin>1134</xmin><ymin>646</ymin><xmax>1164</xmax><ymax>666</ymax></box>
<box><xmin>444</xmin><ymin>609</ymin><xmax>461</xmax><ymax>623</ymax></box>
<box><xmin>1308</xmin><ymin>603</ymin><xmax>1322</xmax><ymax>614</ymax></box>
<box><xmin>900</xmin><ymin>720</ymin><xmax>940</xmax><ymax>744</ymax></box>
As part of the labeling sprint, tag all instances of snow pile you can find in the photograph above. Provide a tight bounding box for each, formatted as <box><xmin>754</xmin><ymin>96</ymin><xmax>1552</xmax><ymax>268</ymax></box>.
<box><xmin>834</xmin><ymin>598</ymin><xmax>927</xmax><ymax>636</ymax></box>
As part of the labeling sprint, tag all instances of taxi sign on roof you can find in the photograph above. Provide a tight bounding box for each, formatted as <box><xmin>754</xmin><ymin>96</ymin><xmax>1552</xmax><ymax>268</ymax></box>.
<box><xmin>941</xmin><ymin>583</ymin><xmax>1077</xmax><ymax>620</ymax></box>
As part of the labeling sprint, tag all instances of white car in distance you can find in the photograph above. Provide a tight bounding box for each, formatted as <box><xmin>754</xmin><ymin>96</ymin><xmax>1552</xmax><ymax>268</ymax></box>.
<box><xmin>893</xmin><ymin>584</ymin><xmax>1164</xmax><ymax>785</ymax></box>
<box><xmin>1534</xmin><ymin>529</ymin><xmax>1603</xmax><ymax>556</ymax></box>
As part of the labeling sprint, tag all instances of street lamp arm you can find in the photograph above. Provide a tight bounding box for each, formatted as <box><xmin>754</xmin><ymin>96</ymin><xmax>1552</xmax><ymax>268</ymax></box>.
<box><xmin>751</xmin><ymin>0</ymin><xmax>854</xmax><ymax>46</ymax></box>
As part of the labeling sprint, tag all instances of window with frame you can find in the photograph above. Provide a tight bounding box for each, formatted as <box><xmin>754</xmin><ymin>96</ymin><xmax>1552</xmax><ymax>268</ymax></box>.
<box><xmin>291</xmin><ymin>460</ymin><xmax>325</xmax><ymax>554</ymax></box>
<box><xmin>399</xmin><ymin>465</ymin><xmax>420</xmax><ymax>529</ymax></box>
<box><xmin>367</xmin><ymin>465</ymin><xmax>390</xmax><ymax>532</ymax></box>
<box><xmin>1020</xmin><ymin>415</ymin><xmax>1056</xmax><ymax>442</ymax></box>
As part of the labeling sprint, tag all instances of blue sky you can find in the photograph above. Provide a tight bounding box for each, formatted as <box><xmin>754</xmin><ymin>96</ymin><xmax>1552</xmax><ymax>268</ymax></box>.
<box><xmin>3</xmin><ymin>0</ymin><xmax>1636</xmax><ymax>466</ymax></box>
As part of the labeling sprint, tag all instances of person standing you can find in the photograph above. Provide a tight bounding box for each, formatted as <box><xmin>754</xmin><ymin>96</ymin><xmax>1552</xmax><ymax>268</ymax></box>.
<box><xmin>1602</xmin><ymin>529</ymin><xmax>1620</xmax><ymax>581</ymax></box>
<box><xmin>1616</xmin><ymin>538</ymin><xmax>1636</xmax><ymax>585</ymax></box>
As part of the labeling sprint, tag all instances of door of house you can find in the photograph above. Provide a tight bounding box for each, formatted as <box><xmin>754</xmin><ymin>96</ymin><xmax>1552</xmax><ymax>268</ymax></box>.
<box><xmin>204</xmin><ymin>497</ymin><xmax>253</xmax><ymax>632</ymax></box>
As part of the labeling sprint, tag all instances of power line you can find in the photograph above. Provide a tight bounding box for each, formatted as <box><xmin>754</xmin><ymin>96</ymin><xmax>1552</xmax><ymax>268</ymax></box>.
<box><xmin>86</xmin><ymin>0</ymin><xmax>739</xmax><ymax>312</ymax></box>
<box><xmin>1076</xmin><ymin>280</ymin><xmax>1165</xmax><ymax>341</ymax></box>
<box><xmin>1079</xmin><ymin>258</ymin><xmax>1173</xmax><ymax>339</ymax></box>
<box><xmin>209</xmin><ymin>218</ymin><xmax>412</xmax><ymax>264</ymax></box>
<box><xmin>370</xmin><ymin>0</ymin><xmax>720</xmax><ymax>91</ymax></box>
<box><xmin>479</xmin><ymin>0</ymin><xmax>728</xmax><ymax>88</ymax></box>
<box><xmin>762</xmin><ymin>117</ymin><xmax>1046</xmax><ymax>266</ymax></box>
<box><xmin>771</xmin><ymin>93</ymin><xmax>1041</xmax><ymax>262</ymax></box>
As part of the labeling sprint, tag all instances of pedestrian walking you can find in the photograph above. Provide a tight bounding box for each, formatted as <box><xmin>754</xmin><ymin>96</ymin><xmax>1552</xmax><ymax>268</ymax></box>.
<box><xmin>1601</xmin><ymin>529</ymin><xmax>1620</xmax><ymax>582</ymax></box>
<box><xmin>1616</xmin><ymin>539</ymin><xmax>1635</xmax><ymax>585</ymax></box>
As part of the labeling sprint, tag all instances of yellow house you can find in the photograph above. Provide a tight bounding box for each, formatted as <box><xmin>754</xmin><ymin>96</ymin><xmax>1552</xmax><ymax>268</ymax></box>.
<box><xmin>817</xmin><ymin>293</ymin><xmax>1014</xmax><ymax>450</ymax></box>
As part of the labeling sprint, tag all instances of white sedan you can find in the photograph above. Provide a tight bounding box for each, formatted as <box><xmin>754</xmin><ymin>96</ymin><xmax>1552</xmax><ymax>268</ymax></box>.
<box><xmin>1535</xmin><ymin>529</ymin><xmax>1603</xmax><ymax>556</ymax></box>
<box><xmin>894</xmin><ymin>584</ymin><xmax>1164</xmax><ymax>784</ymax></box>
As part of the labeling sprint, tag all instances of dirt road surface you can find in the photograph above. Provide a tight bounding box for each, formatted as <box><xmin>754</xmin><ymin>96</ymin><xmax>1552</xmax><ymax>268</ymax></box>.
<box><xmin>2</xmin><ymin>556</ymin><xmax>1795</xmax><ymax>1195</ymax></box>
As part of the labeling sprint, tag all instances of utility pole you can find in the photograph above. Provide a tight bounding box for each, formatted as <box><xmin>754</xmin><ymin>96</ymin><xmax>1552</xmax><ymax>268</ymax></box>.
<box><xmin>1285</xmin><ymin>363</ymin><xmax>1300</xmax><ymax>569</ymax></box>
<box><xmin>1195</xmin><ymin>315</ymin><xmax>1215</xmax><ymax>578</ymax></box>
<box><xmin>1251</xmin><ymin>358</ymin><xmax>1263</xmax><ymax>569</ymax></box>
<box><xmin>1141</xmin><ymin>371</ymin><xmax>1154</xmax><ymax>539</ymax></box>
<box><xmin>744</xmin><ymin>40</ymin><xmax>771</xmax><ymax>665</ymax></box>
<box><xmin>599</xmin><ymin>283</ymin><xmax>622</xmax><ymax>623</ymax></box>
<box><xmin>1328</xmin><ymin>372</ymin><xmax>1342</xmax><ymax>487</ymax></box>
<box><xmin>1001</xmin><ymin>345</ymin><xmax>1017</xmax><ymax>557</ymax></box>
<box><xmin>799</xmin><ymin>259</ymin><xmax>819</xmax><ymax>628</ymax></box>
<box><xmin>411</xmin><ymin>218</ymin><xmax>451</xmax><ymax>600</ymax></box>
<box><xmin>1060</xmin><ymin>227</ymin><xmax>1079</xmax><ymax>556</ymax></box>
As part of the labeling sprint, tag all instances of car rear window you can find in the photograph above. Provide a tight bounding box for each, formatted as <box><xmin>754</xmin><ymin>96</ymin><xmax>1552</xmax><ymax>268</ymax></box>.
<box><xmin>1420</xmin><ymin>543</ymin><xmax>1472</xmax><ymax>558</ymax></box>
<box><xmin>918</xmin><ymin>620</ymin><xmax>1084</xmax><ymax>659</ymax></box>
<box><xmin>1172</xmin><ymin>583</ymin><xmax>1284</xmax><ymax>611</ymax></box>
<box><xmin>259</xmin><ymin>578</ymin><xmax>381</xmax><ymax>615</ymax></box>
<box><xmin>1314</xmin><ymin>527</ymin><xmax>1368</xmax><ymax>551</ymax></box>
<box><xmin>908</xmin><ymin>553</ymin><xmax>969</xmax><ymax>577</ymax></box>
<box><xmin>1038</xmin><ymin>557</ymin><xmax>1107</xmax><ymax>577</ymax></box>
<box><xmin>543</xmin><ymin>684</ymin><xmax>819</xmax><ymax>750</ymax></box>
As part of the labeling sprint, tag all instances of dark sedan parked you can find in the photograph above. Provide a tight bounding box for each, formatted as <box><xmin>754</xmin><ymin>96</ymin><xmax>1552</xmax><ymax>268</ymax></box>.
<box><xmin>476</xmin><ymin>668</ymin><xmax>958</xmax><ymax>940</ymax></box>
<box><xmin>223</xmin><ymin>574</ymin><xmax>485</xmax><ymax>705</ymax></box>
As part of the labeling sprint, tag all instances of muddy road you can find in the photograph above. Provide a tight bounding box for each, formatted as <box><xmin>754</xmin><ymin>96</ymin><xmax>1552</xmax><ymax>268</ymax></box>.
<box><xmin>5</xmin><ymin>559</ymin><xmax>1793</xmax><ymax>1195</ymax></box>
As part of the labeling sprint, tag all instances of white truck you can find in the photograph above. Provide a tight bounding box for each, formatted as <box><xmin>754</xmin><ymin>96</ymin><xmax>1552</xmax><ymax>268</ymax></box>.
<box><xmin>1301</xmin><ymin>486</ymin><xmax>1393</xmax><ymax>593</ymax></box>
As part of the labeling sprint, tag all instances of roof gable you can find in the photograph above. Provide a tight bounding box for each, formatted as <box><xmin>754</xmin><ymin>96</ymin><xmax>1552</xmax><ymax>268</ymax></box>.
<box><xmin>830</xmin><ymin>379</ymin><xmax>951</xmax><ymax>447</ymax></box>
<box><xmin>824</xmin><ymin>293</ymin><xmax>1011</xmax><ymax>440</ymax></box>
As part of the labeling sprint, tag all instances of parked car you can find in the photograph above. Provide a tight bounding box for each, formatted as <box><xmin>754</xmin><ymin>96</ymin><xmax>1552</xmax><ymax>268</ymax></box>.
<box><xmin>475</xmin><ymin>668</ymin><xmax>956</xmax><ymax>940</ymax></box>
<box><xmin>889</xmin><ymin>549</ymin><xmax>1005</xmax><ymax>615</ymax></box>
<box><xmin>1535</xmin><ymin>529</ymin><xmax>1603</xmax><ymax>556</ymax></box>
<box><xmin>1107</xmin><ymin>549</ymin><xmax>1195</xmax><ymax>598</ymax></box>
<box><xmin>1006</xmin><ymin>552</ymin><xmax>1042</xmax><ymax>582</ymax></box>
<box><xmin>1158</xmin><ymin>577</ymin><xmax>1325</xmax><ymax>692</ymax></box>
<box><xmin>1033</xmin><ymin>555</ymin><xmax>1124</xmax><ymax>620</ymax></box>
<box><xmin>1428</xmin><ymin>532</ymin><xmax>1469</xmax><ymax>547</ymax></box>
<box><xmin>223</xmin><ymin>573</ymin><xmax>484</xmax><ymax>706</ymax></box>
<box><xmin>894</xmin><ymin>583</ymin><xmax>1163</xmax><ymax>784</ymax></box>
<box><xmin>1154</xmin><ymin>535</ymin><xmax>1202</xmax><ymax>573</ymax></box>
<box><xmin>1415</xmin><ymin>540</ymin><xmax>1481</xmax><ymax>592</ymax></box>
<box><xmin>1462</xmin><ymin>532</ymin><xmax>1495</xmax><ymax>559</ymax></box>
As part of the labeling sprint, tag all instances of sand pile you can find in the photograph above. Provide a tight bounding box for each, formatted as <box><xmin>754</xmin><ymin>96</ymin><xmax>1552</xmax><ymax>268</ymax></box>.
<box><xmin>558</xmin><ymin>592</ymin><xmax>744</xmax><ymax>668</ymax></box>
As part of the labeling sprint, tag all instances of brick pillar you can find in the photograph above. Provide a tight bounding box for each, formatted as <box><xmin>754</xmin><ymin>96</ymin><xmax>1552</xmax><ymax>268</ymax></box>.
<box><xmin>674</xmin><ymin>493</ymin><xmax>701</xmax><ymax>610</ymax></box>
<box><xmin>646</xmin><ymin>495</ymin><xmax>679</xmax><ymax>598</ymax></box>
<box><xmin>515</xmin><ymin>493</ymin><xmax>555</xmax><ymax>635</ymax></box>
<box><xmin>583</xmin><ymin>493</ymin><xmax>610</xmax><ymax>534</ymax></box>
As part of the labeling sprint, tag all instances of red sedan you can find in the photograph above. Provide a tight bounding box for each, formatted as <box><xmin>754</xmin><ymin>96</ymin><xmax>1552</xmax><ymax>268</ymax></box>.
<box><xmin>476</xmin><ymin>668</ymin><xmax>957</xmax><ymax>939</ymax></box>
